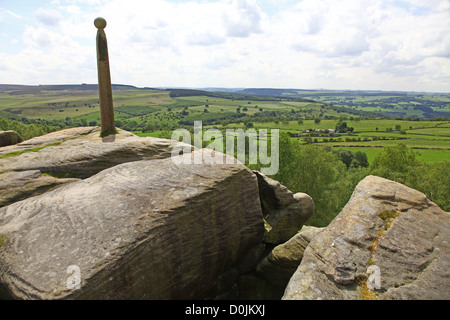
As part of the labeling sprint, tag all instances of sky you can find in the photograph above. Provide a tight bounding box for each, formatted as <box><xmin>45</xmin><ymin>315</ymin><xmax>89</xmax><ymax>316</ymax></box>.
<box><xmin>0</xmin><ymin>0</ymin><xmax>449</xmax><ymax>92</ymax></box>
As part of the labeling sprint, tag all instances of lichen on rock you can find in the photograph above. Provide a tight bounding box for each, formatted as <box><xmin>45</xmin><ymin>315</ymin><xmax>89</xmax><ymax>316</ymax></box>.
<box><xmin>283</xmin><ymin>176</ymin><xmax>450</xmax><ymax>300</ymax></box>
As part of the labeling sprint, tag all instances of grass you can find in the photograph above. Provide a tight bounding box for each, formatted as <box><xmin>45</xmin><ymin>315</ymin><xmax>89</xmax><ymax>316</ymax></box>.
<box><xmin>41</xmin><ymin>171</ymin><xmax>77</xmax><ymax>179</ymax></box>
<box><xmin>114</xmin><ymin>105</ymin><xmax>161</xmax><ymax>116</ymax></box>
<box><xmin>288</xmin><ymin>90</ymin><xmax>450</xmax><ymax>118</ymax></box>
<box><xmin>356</xmin><ymin>275</ymin><xmax>378</xmax><ymax>300</ymax></box>
<box><xmin>0</xmin><ymin>235</ymin><xmax>6</xmax><ymax>248</ymax></box>
<box><xmin>354</xmin><ymin>210</ymin><xmax>402</xmax><ymax>300</ymax></box>
<box><xmin>274</xmin><ymin>120</ymin><xmax>448</xmax><ymax>162</ymax></box>
<box><xmin>0</xmin><ymin>85</ymin><xmax>172</xmax><ymax>121</ymax></box>
<box><xmin>370</xmin><ymin>210</ymin><xmax>401</xmax><ymax>255</ymax></box>
<box><xmin>371</xmin><ymin>210</ymin><xmax>400</xmax><ymax>251</ymax></box>
<box><xmin>416</xmin><ymin>149</ymin><xmax>450</xmax><ymax>162</ymax></box>
<box><xmin>138</xmin><ymin>118</ymin><xmax>449</xmax><ymax>163</ymax></box>
<box><xmin>100</xmin><ymin>128</ymin><xmax>119</xmax><ymax>138</ymax></box>
<box><xmin>330</xmin><ymin>147</ymin><xmax>449</xmax><ymax>163</ymax></box>
<box><xmin>379</xmin><ymin>210</ymin><xmax>401</xmax><ymax>228</ymax></box>
<box><xmin>249</xmin><ymin>119</ymin><xmax>449</xmax><ymax>162</ymax></box>
<box><xmin>1</xmin><ymin>85</ymin><xmax>449</xmax><ymax>164</ymax></box>
<box><xmin>0</xmin><ymin>141</ymin><xmax>62</xmax><ymax>159</ymax></box>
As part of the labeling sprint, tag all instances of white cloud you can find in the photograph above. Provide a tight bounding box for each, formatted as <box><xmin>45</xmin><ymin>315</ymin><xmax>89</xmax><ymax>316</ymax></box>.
<box><xmin>34</xmin><ymin>8</ymin><xmax>63</xmax><ymax>27</ymax></box>
<box><xmin>0</xmin><ymin>8</ymin><xmax>22</xmax><ymax>20</ymax></box>
<box><xmin>284</xmin><ymin>0</ymin><xmax>376</xmax><ymax>57</ymax></box>
<box><xmin>0</xmin><ymin>0</ymin><xmax>449</xmax><ymax>92</ymax></box>
<box><xmin>187</xmin><ymin>32</ymin><xmax>226</xmax><ymax>46</ymax></box>
<box><xmin>264</xmin><ymin>0</ymin><xmax>450</xmax><ymax>91</ymax></box>
<box><xmin>223</xmin><ymin>0</ymin><xmax>264</xmax><ymax>37</ymax></box>
<box><xmin>58</xmin><ymin>5</ymin><xmax>83</xmax><ymax>15</ymax></box>
<box><xmin>23</xmin><ymin>26</ymin><xmax>59</xmax><ymax>48</ymax></box>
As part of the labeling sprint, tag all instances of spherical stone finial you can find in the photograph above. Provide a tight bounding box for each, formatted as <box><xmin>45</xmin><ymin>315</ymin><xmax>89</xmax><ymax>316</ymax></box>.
<box><xmin>94</xmin><ymin>17</ymin><xmax>107</xmax><ymax>29</ymax></box>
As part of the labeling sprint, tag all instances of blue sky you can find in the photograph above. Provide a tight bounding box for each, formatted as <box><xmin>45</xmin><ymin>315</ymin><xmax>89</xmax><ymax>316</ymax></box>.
<box><xmin>1</xmin><ymin>0</ymin><xmax>449</xmax><ymax>92</ymax></box>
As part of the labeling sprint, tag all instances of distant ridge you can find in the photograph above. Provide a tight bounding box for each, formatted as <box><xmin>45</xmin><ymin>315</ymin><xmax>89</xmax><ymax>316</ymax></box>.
<box><xmin>1</xmin><ymin>84</ymin><xmax>448</xmax><ymax>95</ymax></box>
<box><xmin>238</xmin><ymin>88</ymin><xmax>300</xmax><ymax>96</ymax></box>
<box><xmin>0</xmin><ymin>84</ymin><xmax>156</xmax><ymax>94</ymax></box>
<box><xmin>237</xmin><ymin>88</ymin><xmax>416</xmax><ymax>97</ymax></box>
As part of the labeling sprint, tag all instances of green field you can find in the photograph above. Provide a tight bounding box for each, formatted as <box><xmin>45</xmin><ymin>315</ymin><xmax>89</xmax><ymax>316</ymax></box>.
<box><xmin>205</xmin><ymin>119</ymin><xmax>449</xmax><ymax>159</ymax></box>
<box><xmin>141</xmin><ymin>119</ymin><xmax>450</xmax><ymax>163</ymax></box>
<box><xmin>239</xmin><ymin>88</ymin><xmax>450</xmax><ymax>119</ymax></box>
<box><xmin>0</xmin><ymin>85</ymin><xmax>172</xmax><ymax>121</ymax></box>
<box><xmin>330</xmin><ymin>146</ymin><xmax>449</xmax><ymax>163</ymax></box>
<box><xmin>1</xmin><ymin>84</ymin><xmax>449</xmax><ymax>163</ymax></box>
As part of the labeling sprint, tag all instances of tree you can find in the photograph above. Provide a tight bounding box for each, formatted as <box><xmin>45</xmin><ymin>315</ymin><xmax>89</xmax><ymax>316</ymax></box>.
<box><xmin>272</xmin><ymin>134</ymin><xmax>350</xmax><ymax>227</ymax></box>
<box><xmin>335</xmin><ymin>121</ymin><xmax>348</xmax><ymax>133</ymax></box>
<box><xmin>353</xmin><ymin>151</ymin><xmax>369</xmax><ymax>168</ymax></box>
<box><xmin>314</xmin><ymin>118</ymin><xmax>321</xmax><ymax>124</ymax></box>
<box><xmin>370</xmin><ymin>144</ymin><xmax>448</xmax><ymax>212</ymax></box>
<box><xmin>415</xmin><ymin>161</ymin><xmax>450</xmax><ymax>211</ymax></box>
<box><xmin>142</xmin><ymin>122</ymin><xmax>155</xmax><ymax>133</ymax></box>
<box><xmin>370</xmin><ymin>144</ymin><xmax>419</xmax><ymax>184</ymax></box>
<box><xmin>333</xmin><ymin>149</ymin><xmax>354</xmax><ymax>169</ymax></box>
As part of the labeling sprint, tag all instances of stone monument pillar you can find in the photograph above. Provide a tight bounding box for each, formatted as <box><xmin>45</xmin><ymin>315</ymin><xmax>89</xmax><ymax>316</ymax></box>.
<box><xmin>94</xmin><ymin>17</ymin><xmax>116</xmax><ymax>137</ymax></box>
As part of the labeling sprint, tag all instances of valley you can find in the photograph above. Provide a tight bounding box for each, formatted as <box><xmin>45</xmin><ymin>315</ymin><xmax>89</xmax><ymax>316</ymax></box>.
<box><xmin>1</xmin><ymin>84</ymin><xmax>449</xmax><ymax>163</ymax></box>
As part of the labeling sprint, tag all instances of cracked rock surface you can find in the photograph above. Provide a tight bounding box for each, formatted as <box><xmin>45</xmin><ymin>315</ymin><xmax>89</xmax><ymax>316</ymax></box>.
<box><xmin>253</xmin><ymin>171</ymin><xmax>314</xmax><ymax>245</ymax></box>
<box><xmin>0</xmin><ymin>170</ymin><xmax>79</xmax><ymax>208</ymax></box>
<box><xmin>0</xmin><ymin>127</ymin><xmax>190</xmax><ymax>179</ymax></box>
<box><xmin>0</xmin><ymin>149</ymin><xmax>264</xmax><ymax>299</ymax></box>
<box><xmin>283</xmin><ymin>175</ymin><xmax>450</xmax><ymax>300</ymax></box>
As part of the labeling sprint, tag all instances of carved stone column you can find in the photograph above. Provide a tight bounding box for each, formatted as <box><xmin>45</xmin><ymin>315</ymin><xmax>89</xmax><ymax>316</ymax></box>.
<box><xmin>94</xmin><ymin>17</ymin><xmax>116</xmax><ymax>138</ymax></box>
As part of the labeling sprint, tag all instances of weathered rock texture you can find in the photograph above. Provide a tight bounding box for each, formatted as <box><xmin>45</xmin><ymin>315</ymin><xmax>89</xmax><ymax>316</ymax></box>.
<box><xmin>0</xmin><ymin>127</ymin><xmax>191</xmax><ymax>179</ymax></box>
<box><xmin>0</xmin><ymin>127</ymin><xmax>96</xmax><ymax>156</ymax></box>
<box><xmin>257</xmin><ymin>226</ymin><xmax>323</xmax><ymax>287</ymax></box>
<box><xmin>283</xmin><ymin>175</ymin><xmax>450</xmax><ymax>300</ymax></box>
<box><xmin>0</xmin><ymin>170</ymin><xmax>79</xmax><ymax>207</ymax></box>
<box><xmin>254</xmin><ymin>171</ymin><xmax>314</xmax><ymax>245</ymax></box>
<box><xmin>3</xmin><ymin>127</ymin><xmax>447</xmax><ymax>301</ymax></box>
<box><xmin>0</xmin><ymin>131</ymin><xmax>24</xmax><ymax>147</ymax></box>
<box><xmin>0</xmin><ymin>149</ymin><xmax>265</xmax><ymax>300</ymax></box>
<box><xmin>0</xmin><ymin>128</ymin><xmax>320</xmax><ymax>300</ymax></box>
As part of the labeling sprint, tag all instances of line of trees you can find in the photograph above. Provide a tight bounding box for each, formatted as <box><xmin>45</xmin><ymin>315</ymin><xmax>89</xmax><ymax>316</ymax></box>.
<box><xmin>0</xmin><ymin>115</ymin><xmax>61</xmax><ymax>140</ymax></box>
<box><xmin>251</xmin><ymin>133</ymin><xmax>449</xmax><ymax>227</ymax></box>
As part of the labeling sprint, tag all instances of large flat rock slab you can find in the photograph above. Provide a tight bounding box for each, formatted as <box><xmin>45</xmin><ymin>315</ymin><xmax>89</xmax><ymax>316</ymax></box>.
<box><xmin>0</xmin><ymin>170</ymin><xmax>79</xmax><ymax>208</ymax></box>
<box><xmin>0</xmin><ymin>128</ymin><xmax>190</xmax><ymax>179</ymax></box>
<box><xmin>0</xmin><ymin>127</ymin><xmax>97</xmax><ymax>156</ymax></box>
<box><xmin>0</xmin><ymin>149</ymin><xmax>264</xmax><ymax>300</ymax></box>
<box><xmin>283</xmin><ymin>175</ymin><xmax>450</xmax><ymax>300</ymax></box>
